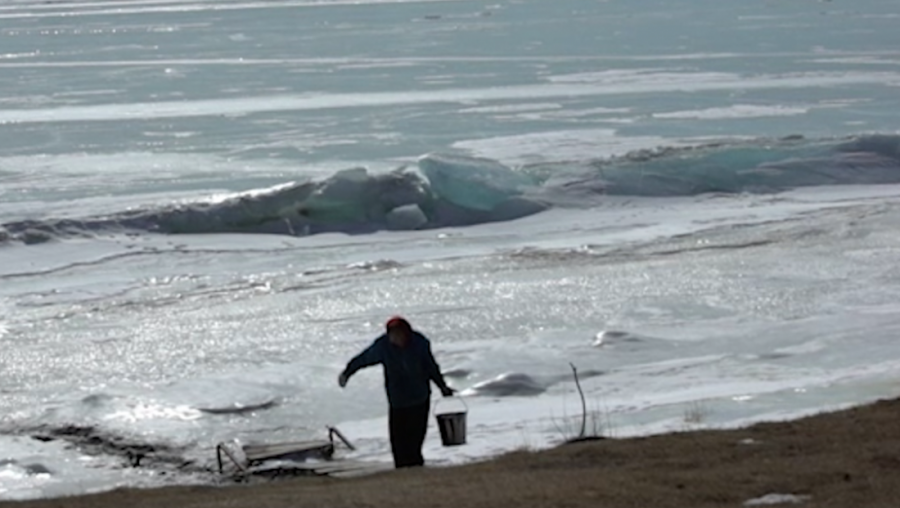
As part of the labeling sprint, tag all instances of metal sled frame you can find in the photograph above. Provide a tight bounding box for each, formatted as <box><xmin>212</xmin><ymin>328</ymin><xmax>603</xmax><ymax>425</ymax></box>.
<box><xmin>216</xmin><ymin>426</ymin><xmax>388</xmax><ymax>479</ymax></box>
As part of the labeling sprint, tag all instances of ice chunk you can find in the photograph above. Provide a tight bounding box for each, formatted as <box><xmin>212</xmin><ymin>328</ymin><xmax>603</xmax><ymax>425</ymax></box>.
<box><xmin>3</xmin><ymin>135</ymin><xmax>899</xmax><ymax>242</ymax></box>
<box><xmin>385</xmin><ymin>204</ymin><xmax>428</xmax><ymax>230</ymax></box>
<box><xmin>418</xmin><ymin>153</ymin><xmax>536</xmax><ymax>211</ymax></box>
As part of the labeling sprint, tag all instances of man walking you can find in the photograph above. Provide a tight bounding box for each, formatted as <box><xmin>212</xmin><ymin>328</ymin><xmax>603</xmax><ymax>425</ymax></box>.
<box><xmin>338</xmin><ymin>316</ymin><xmax>454</xmax><ymax>468</ymax></box>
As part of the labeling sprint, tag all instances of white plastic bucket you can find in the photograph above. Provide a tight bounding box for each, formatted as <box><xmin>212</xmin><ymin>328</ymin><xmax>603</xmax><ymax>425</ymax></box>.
<box><xmin>434</xmin><ymin>397</ymin><xmax>468</xmax><ymax>447</ymax></box>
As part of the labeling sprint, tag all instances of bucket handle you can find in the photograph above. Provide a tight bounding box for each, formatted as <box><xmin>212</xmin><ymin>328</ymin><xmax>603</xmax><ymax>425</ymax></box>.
<box><xmin>433</xmin><ymin>395</ymin><xmax>468</xmax><ymax>416</ymax></box>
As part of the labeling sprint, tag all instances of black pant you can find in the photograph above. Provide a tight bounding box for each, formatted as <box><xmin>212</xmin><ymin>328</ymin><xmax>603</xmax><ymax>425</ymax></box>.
<box><xmin>388</xmin><ymin>402</ymin><xmax>429</xmax><ymax>468</ymax></box>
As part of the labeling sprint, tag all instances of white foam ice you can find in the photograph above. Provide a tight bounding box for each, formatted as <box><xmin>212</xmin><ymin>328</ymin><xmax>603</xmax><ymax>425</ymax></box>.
<box><xmin>518</xmin><ymin>106</ymin><xmax>633</xmax><ymax>121</ymax></box>
<box><xmin>452</xmin><ymin>129</ymin><xmax>679</xmax><ymax>165</ymax></box>
<box><xmin>652</xmin><ymin>105</ymin><xmax>811</xmax><ymax>120</ymax></box>
<box><xmin>457</xmin><ymin>102</ymin><xmax>563</xmax><ymax>114</ymax></box>
<box><xmin>810</xmin><ymin>56</ymin><xmax>900</xmax><ymax>66</ymax></box>
<box><xmin>0</xmin><ymin>0</ymin><xmax>464</xmax><ymax>20</ymax></box>
<box><xmin>545</xmin><ymin>69</ymin><xmax>736</xmax><ymax>85</ymax></box>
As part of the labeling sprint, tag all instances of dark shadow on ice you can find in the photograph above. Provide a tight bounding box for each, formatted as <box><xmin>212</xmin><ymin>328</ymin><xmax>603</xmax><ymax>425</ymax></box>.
<box><xmin>442</xmin><ymin>368</ymin><xmax>473</xmax><ymax>379</ymax></box>
<box><xmin>462</xmin><ymin>373</ymin><xmax>548</xmax><ymax>397</ymax></box>
<box><xmin>20</xmin><ymin>424</ymin><xmax>203</xmax><ymax>472</ymax></box>
<box><xmin>196</xmin><ymin>399</ymin><xmax>280</xmax><ymax>415</ymax></box>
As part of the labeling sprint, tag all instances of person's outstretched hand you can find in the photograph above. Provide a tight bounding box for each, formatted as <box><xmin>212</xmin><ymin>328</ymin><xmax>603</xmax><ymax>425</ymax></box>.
<box><xmin>338</xmin><ymin>372</ymin><xmax>349</xmax><ymax>388</ymax></box>
<box><xmin>440</xmin><ymin>386</ymin><xmax>455</xmax><ymax>397</ymax></box>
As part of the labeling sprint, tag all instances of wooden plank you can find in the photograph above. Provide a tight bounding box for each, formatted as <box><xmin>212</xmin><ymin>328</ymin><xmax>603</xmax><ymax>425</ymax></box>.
<box><xmin>253</xmin><ymin>462</ymin><xmax>322</xmax><ymax>472</ymax></box>
<box><xmin>243</xmin><ymin>440</ymin><xmax>333</xmax><ymax>462</ymax></box>
<box><xmin>246</xmin><ymin>466</ymin><xmax>317</xmax><ymax>479</ymax></box>
<box><xmin>243</xmin><ymin>440</ymin><xmax>332</xmax><ymax>458</ymax></box>
<box><xmin>247</xmin><ymin>460</ymin><xmax>391</xmax><ymax>479</ymax></box>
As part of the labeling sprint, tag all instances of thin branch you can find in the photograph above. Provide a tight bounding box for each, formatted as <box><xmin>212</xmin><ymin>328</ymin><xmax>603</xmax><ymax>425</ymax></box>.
<box><xmin>570</xmin><ymin>362</ymin><xmax>587</xmax><ymax>439</ymax></box>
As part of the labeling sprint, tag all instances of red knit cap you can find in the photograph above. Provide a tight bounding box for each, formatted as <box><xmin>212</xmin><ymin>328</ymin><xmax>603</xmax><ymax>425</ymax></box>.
<box><xmin>385</xmin><ymin>316</ymin><xmax>411</xmax><ymax>331</ymax></box>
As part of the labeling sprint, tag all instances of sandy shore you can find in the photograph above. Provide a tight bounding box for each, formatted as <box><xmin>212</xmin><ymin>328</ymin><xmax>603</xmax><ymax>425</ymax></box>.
<box><xmin>6</xmin><ymin>396</ymin><xmax>900</xmax><ymax>508</ymax></box>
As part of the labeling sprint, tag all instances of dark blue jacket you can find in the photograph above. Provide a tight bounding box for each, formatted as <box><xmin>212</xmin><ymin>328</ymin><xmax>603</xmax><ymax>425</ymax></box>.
<box><xmin>344</xmin><ymin>331</ymin><xmax>449</xmax><ymax>408</ymax></box>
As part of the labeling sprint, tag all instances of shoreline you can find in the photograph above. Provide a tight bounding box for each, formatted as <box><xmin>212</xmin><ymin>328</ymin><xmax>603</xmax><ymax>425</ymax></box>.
<box><xmin>7</xmin><ymin>394</ymin><xmax>900</xmax><ymax>508</ymax></box>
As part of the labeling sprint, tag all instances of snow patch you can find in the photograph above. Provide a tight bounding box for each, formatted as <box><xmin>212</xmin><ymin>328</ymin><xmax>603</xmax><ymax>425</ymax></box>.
<box><xmin>744</xmin><ymin>493</ymin><xmax>812</xmax><ymax>506</ymax></box>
